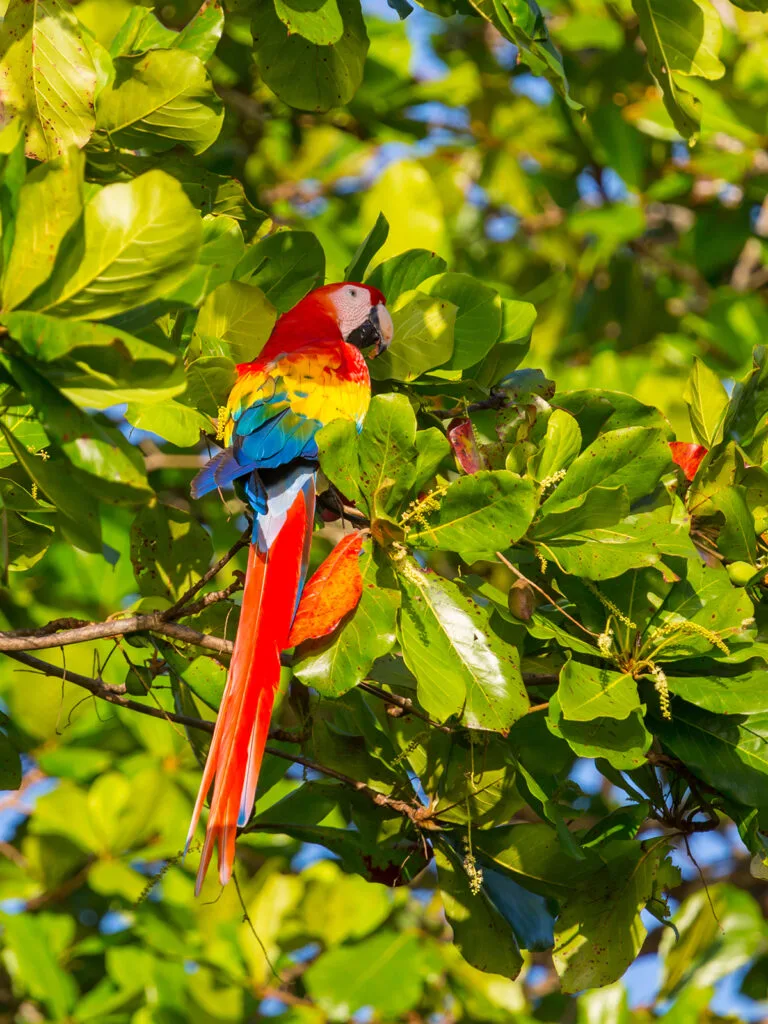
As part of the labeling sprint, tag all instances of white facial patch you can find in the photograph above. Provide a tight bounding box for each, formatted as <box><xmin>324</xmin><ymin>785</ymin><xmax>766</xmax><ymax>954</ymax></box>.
<box><xmin>329</xmin><ymin>284</ymin><xmax>378</xmax><ymax>340</ymax></box>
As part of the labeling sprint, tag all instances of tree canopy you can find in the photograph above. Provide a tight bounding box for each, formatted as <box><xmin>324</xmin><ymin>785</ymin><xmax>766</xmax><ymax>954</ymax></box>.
<box><xmin>0</xmin><ymin>0</ymin><xmax>767</xmax><ymax>1020</ymax></box>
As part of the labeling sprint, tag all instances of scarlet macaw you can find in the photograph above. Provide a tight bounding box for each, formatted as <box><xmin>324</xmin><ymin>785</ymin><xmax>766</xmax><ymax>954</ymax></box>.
<box><xmin>186</xmin><ymin>282</ymin><xmax>393</xmax><ymax>893</ymax></box>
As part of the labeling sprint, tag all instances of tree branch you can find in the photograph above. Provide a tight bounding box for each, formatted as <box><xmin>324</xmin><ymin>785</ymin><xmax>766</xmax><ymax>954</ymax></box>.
<box><xmin>8</xmin><ymin>652</ymin><xmax>434</xmax><ymax>826</ymax></box>
<box><xmin>0</xmin><ymin>615</ymin><xmax>234</xmax><ymax>656</ymax></box>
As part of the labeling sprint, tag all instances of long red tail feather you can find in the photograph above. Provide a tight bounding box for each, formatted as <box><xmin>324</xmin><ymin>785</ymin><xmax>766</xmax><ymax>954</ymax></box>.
<box><xmin>187</xmin><ymin>474</ymin><xmax>314</xmax><ymax>894</ymax></box>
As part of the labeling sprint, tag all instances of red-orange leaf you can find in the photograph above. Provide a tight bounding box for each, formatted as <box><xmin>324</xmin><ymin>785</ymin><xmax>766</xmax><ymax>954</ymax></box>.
<box><xmin>287</xmin><ymin>532</ymin><xmax>364</xmax><ymax>647</ymax></box>
<box><xmin>448</xmin><ymin>417</ymin><xmax>484</xmax><ymax>475</ymax></box>
<box><xmin>669</xmin><ymin>441</ymin><xmax>707</xmax><ymax>481</ymax></box>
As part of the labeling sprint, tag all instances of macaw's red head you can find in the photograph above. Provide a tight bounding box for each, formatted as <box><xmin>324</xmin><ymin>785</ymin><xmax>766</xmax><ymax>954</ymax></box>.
<box><xmin>273</xmin><ymin>282</ymin><xmax>393</xmax><ymax>358</ymax></box>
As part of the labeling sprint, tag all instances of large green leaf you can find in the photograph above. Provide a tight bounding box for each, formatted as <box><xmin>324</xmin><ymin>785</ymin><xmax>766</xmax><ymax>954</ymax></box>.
<box><xmin>368</xmin><ymin>289</ymin><xmax>456</xmax><ymax>382</ymax></box>
<box><xmin>0</xmin><ymin>0</ymin><xmax>97</xmax><ymax>160</ymax></box>
<box><xmin>557</xmin><ymin>660</ymin><xmax>641</xmax><ymax>723</ymax></box>
<box><xmin>666</xmin><ymin>669</ymin><xmax>768</xmax><ymax>715</ymax></box>
<box><xmin>274</xmin><ymin>0</ymin><xmax>344</xmax><ymax>45</ymax></box>
<box><xmin>28</xmin><ymin>170</ymin><xmax>202</xmax><ymax>319</ymax></box>
<box><xmin>553</xmin><ymin>838</ymin><xmax>679</xmax><ymax>992</ymax></box>
<box><xmin>536</xmin><ymin>509</ymin><xmax>698</xmax><ymax>581</ymax></box>
<box><xmin>631</xmin><ymin>0</ymin><xmax>725</xmax><ymax>140</ymax></box>
<box><xmin>658</xmin><ymin>884</ymin><xmax>767</xmax><ymax>997</ymax></box>
<box><xmin>547</xmin><ymin>692</ymin><xmax>652</xmax><ymax>771</ymax></box>
<box><xmin>435</xmin><ymin>840</ymin><xmax>523</xmax><ymax>979</ymax></box>
<box><xmin>192</xmin><ymin>281</ymin><xmax>277</xmax><ymax>364</ymax></box>
<box><xmin>305</xmin><ymin>929</ymin><xmax>426</xmax><ymax>1019</ymax></box>
<box><xmin>405</xmin><ymin>470</ymin><xmax>536</xmax><ymax>559</ymax></box>
<box><xmin>366</xmin><ymin>249</ymin><xmax>447</xmax><ymax>304</ymax></box>
<box><xmin>96</xmin><ymin>49</ymin><xmax>223</xmax><ymax>155</ymax></box>
<box><xmin>1</xmin><ymin>150</ymin><xmax>83</xmax><ymax>311</ymax></box>
<box><xmin>683</xmin><ymin>357</ymin><xmax>729</xmax><ymax>448</ymax></box>
<box><xmin>541</xmin><ymin>427</ymin><xmax>672</xmax><ymax>514</ymax></box>
<box><xmin>3</xmin><ymin>355</ymin><xmax>151</xmax><ymax>503</ymax></box>
<box><xmin>130</xmin><ymin>502</ymin><xmax>213</xmax><ymax>601</ymax></box>
<box><xmin>654</xmin><ymin>704</ymin><xmax>768</xmax><ymax>808</ymax></box>
<box><xmin>398</xmin><ymin>562</ymin><xmax>529</xmax><ymax>730</ymax></box>
<box><xmin>251</xmin><ymin>0</ymin><xmax>369</xmax><ymax>112</ymax></box>
<box><xmin>0</xmin><ymin>419</ymin><xmax>102</xmax><ymax>552</ymax></box>
<box><xmin>236</xmin><ymin>230</ymin><xmax>326</xmax><ymax>312</ymax></box>
<box><xmin>1</xmin><ymin>914</ymin><xmax>78</xmax><ymax>1018</ymax></box>
<box><xmin>293</xmin><ymin>541</ymin><xmax>400</xmax><ymax>697</ymax></box>
<box><xmin>421</xmin><ymin>272</ymin><xmax>501</xmax><ymax>371</ymax></box>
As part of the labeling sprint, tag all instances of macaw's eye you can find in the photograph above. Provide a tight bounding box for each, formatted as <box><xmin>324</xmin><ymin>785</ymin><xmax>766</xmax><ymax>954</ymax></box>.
<box><xmin>349</xmin><ymin>287</ymin><xmax>358</xmax><ymax>298</ymax></box>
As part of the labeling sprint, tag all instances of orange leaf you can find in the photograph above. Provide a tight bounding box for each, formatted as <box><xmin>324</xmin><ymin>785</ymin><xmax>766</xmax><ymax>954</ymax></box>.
<box><xmin>669</xmin><ymin>441</ymin><xmax>707</xmax><ymax>481</ymax></box>
<box><xmin>448</xmin><ymin>417</ymin><xmax>484</xmax><ymax>474</ymax></box>
<box><xmin>287</xmin><ymin>532</ymin><xmax>364</xmax><ymax>647</ymax></box>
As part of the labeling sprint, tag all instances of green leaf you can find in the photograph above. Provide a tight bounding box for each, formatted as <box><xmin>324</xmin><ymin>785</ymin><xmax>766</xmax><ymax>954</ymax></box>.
<box><xmin>0</xmin><ymin>419</ymin><xmax>102</xmax><ymax>552</ymax></box>
<box><xmin>317</xmin><ymin>417</ymin><xmax>363</xmax><ymax>508</ymax></box>
<box><xmin>344</xmin><ymin>212</ymin><xmax>389</xmax><ymax>282</ymax></box>
<box><xmin>251</xmin><ymin>0</ymin><xmax>369</xmax><ymax>112</ymax></box>
<box><xmin>557</xmin><ymin>659</ymin><xmax>641</xmax><ymax>722</ymax></box>
<box><xmin>1</xmin><ymin>914</ymin><xmax>78</xmax><ymax>1018</ymax></box>
<box><xmin>185</xmin><ymin>356</ymin><xmax>237</xmax><ymax>418</ymax></box>
<box><xmin>293</xmin><ymin>540</ymin><xmax>399</xmax><ymax>697</ymax></box>
<box><xmin>659</xmin><ymin>884</ymin><xmax>767</xmax><ymax>997</ymax></box>
<box><xmin>0</xmin><ymin>0</ymin><xmax>97</xmax><ymax>160</ymax></box>
<box><xmin>654</xmin><ymin>704</ymin><xmax>768</xmax><ymax>807</ymax></box>
<box><xmin>366</xmin><ymin>249</ymin><xmax>447</xmax><ymax>304</ymax></box>
<box><xmin>647</xmin><ymin>559</ymin><xmax>753</xmax><ymax>659</ymax></box>
<box><xmin>548</xmin><ymin>692</ymin><xmax>652</xmax><ymax>771</ymax></box>
<box><xmin>237</xmin><ymin>230</ymin><xmax>326</xmax><ymax>313</ymax></box>
<box><xmin>121</xmin><ymin>154</ymin><xmax>267</xmax><ymax>233</ymax></box>
<box><xmin>357</xmin><ymin>393</ymin><xmax>419</xmax><ymax>519</ymax></box>
<box><xmin>368</xmin><ymin>289</ymin><xmax>456</xmax><ymax>382</ymax></box>
<box><xmin>468</xmin><ymin>0</ymin><xmax>579</xmax><ymax>110</ymax></box>
<box><xmin>631</xmin><ymin>0</ymin><xmax>725</xmax><ymax>141</ymax></box>
<box><xmin>167</xmin><ymin>214</ymin><xmax>246</xmax><ymax>307</ymax></box>
<box><xmin>193</xmin><ymin>281</ymin><xmax>277</xmax><ymax>363</ymax></box>
<box><xmin>405</xmin><ymin>471</ymin><xmax>536</xmax><ymax>559</ymax></box>
<box><xmin>530</xmin><ymin>410</ymin><xmax>581</xmax><ymax>484</ymax></box>
<box><xmin>541</xmin><ymin>427</ymin><xmax>672</xmax><ymax>514</ymax></box>
<box><xmin>537</xmin><ymin>509</ymin><xmax>697</xmax><ymax>581</ymax></box>
<box><xmin>1</xmin><ymin>311</ymin><xmax>174</xmax><ymax>367</ymax></box>
<box><xmin>274</xmin><ymin>0</ymin><xmax>344</xmax><ymax>44</ymax></box>
<box><xmin>553</xmin><ymin>838</ymin><xmax>679</xmax><ymax>991</ymax></box>
<box><xmin>398</xmin><ymin>562</ymin><xmax>529</xmax><ymax>731</ymax></box>
<box><xmin>28</xmin><ymin>170</ymin><xmax>202</xmax><ymax>320</ymax></box>
<box><xmin>305</xmin><ymin>929</ymin><xmax>426</xmax><ymax>1019</ymax></box>
<box><xmin>474</xmin><ymin>822</ymin><xmax>600</xmax><ymax>899</ymax></box>
<box><xmin>666</xmin><ymin>669</ymin><xmax>768</xmax><ymax>715</ymax></box>
<box><xmin>175</xmin><ymin>0</ymin><xmax>225</xmax><ymax>61</ymax></box>
<box><xmin>1</xmin><ymin>149</ymin><xmax>83</xmax><ymax>312</ymax></box>
<box><xmin>130</xmin><ymin>502</ymin><xmax>213</xmax><ymax>600</ymax></box>
<box><xmin>96</xmin><ymin>49</ymin><xmax>223</xmax><ymax>155</ymax></box>
<box><xmin>532</xmin><ymin>485</ymin><xmax>629</xmax><ymax>542</ymax></box>
<box><xmin>0</xmin><ymin>405</ymin><xmax>48</xmax><ymax>469</ymax></box>
<box><xmin>421</xmin><ymin>272</ymin><xmax>501</xmax><ymax>371</ymax></box>
<box><xmin>435</xmin><ymin>840</ymin><xmax>523</xmax><ymax>979</ymax></box>
<box><xmin>3</xmin><ymin>355</ymin><xmax>151</xmax><ymax>503</ymax></box>
<box><xmin>683</xmin><ymin>357</ymin><xmax>728</xmax><ymax>447</ymax></box>
<box><xmin>109</xmin><ymin>5</ymin><xmax>176</xmax><ymax>56</ymax></box>
<box><xmin>0</xmin><ymin>732</ymin><xmax>21</xmax><ymax>789</ymax></box>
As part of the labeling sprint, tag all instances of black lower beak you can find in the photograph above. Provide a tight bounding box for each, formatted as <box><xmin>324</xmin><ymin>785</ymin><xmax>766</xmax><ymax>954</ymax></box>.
<box><xmin>347</xmin><ymin>309</ymin><xmax>384</xmax><ymax>354</ymax></box>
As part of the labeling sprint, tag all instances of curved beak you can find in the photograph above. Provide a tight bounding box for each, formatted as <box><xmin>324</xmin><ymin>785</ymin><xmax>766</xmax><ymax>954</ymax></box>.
<box><xmin>347</xmin><ymin>302</ymin><xmax>394</xmax><ymax>357</ymax></box>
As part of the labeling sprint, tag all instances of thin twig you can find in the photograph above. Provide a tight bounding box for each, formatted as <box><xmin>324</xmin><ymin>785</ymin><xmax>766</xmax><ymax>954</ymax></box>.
<box><xmin>9</xmin><ymin>652</ymin><xmax>432</xmax><ymax>825</ymax></box>
<box><xmin>163</xmin><ymin>531</ymin><xmax>249</xmax><ymax>621</ymax></box>
<box><xmin>358</xmin><ymin>681</ymin><xmax>453</xmax><ymax>732</ymax></box>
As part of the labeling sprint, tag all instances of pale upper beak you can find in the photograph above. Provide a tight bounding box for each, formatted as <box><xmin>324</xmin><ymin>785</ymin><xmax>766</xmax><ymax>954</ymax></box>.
<box><xmin>346</xmin><ymin>302</ymin><xmax>394</xmax><ymax>357</ymax></box>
